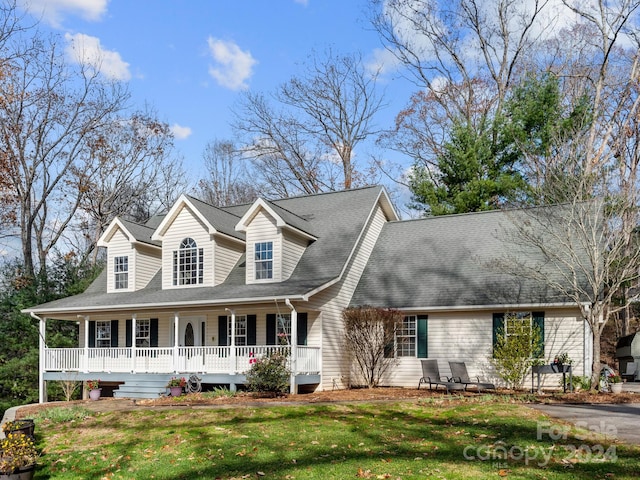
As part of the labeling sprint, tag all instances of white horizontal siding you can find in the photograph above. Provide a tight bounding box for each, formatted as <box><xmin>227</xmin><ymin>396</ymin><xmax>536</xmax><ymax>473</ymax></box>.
<box><xmin>106</xmin><ymin>229</ymin><xmax>133</xmax><ymax>293</ymax></box>
<box><xmin>245</xmin><ymin>210</ymin><xmax>280</xmax><ymax>284</ymax></box>
<box><xmin>378</xmin><ymin>308</ymin><xmax>586</xmax><ymax>390</ymax></box>
<box><xmin>135</xmin><ymin>244</ymin><xmax>161</xmax><ymax>290</ymax></box>
<box><xmin>161</xmin><ymin>206</ymin><xmax>214</xmax><ymax>289</ymax></box>
<box><xmin>282</xmin><ymin>232</ymin><xmax>308</xmax><ymax>280</ymax></box>
<box><xmin>214</xmin><ymin>237</ymin><xmax>244</xmax><ymax>285</ymax></box>
<box><xmin>307</xmin><ymin>204</ymin><xmax>388</xmax><ymax>391</ymax></box>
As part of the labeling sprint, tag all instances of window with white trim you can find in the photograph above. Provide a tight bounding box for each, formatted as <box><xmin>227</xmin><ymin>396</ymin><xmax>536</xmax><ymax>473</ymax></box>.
<box><xmin>173</xmin><ymin>237</ymin><xmax>204</xmax><ymax>285</ymax></box>
<box><xmin>227</xmin><ymin>315</ymin><xmax>247</xmax><ymax>346</ymax></box>
<box><xmin>96</xmin><ymin>321</ymin><xmax>111</xmax><ymax>348</ymax></box>
<box><xmin>397</xmin><ymin>315</ymin><xmax>416</xmax><ymax>357</ymax></box>
<box><xmin>136</xmin><ymin>319</ymin><xmax>150</xmax><ymax>347</ymax></box>
<box><xmin>114</xmin><ymin>256</ymin><xmax>128</xmax><ymax>289</ymax></box>
<box><xmin>255</xmin><ymin>241</ymin><xmax>273</xmax><ymax>280</ymax></box>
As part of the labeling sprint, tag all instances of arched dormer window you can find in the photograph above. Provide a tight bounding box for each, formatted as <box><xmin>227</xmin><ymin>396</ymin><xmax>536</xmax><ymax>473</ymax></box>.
<box><xmin>173</xmin><ymin>237</ymin><xmax>203</xmax><ymax>286</ymax></box>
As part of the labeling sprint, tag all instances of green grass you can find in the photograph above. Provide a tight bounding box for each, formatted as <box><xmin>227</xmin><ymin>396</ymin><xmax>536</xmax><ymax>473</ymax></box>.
<box><xmin>33</xmin><ymin>398</ymin><xmax>640</xmax><ymax>479</ymax></box>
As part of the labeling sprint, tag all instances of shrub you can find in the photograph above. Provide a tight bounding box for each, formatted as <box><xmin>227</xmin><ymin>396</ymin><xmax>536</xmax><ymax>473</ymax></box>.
<box><xmin>245</xmin><ymin>352</ymin><xmax>289</xmax><ymax>396</ymax></box>
<box><xmin>491</xmin><ymin>319</ymin><xmax>542</xmax><ymax>390</ymax></box>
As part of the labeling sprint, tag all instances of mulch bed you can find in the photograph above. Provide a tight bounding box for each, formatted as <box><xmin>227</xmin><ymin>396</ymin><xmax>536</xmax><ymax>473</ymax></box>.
<box><xmin>14</xmin><ymin>387</ymin><xmax>639</xmax><ymax>419</ymax></box>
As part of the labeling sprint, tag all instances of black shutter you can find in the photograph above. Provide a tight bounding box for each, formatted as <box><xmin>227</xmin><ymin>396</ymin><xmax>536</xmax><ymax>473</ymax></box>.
<box><xmin>247</xmin><ymin>315</ymin><xmax>257</xmax><ymax>345</ymax></box>
<box><xmin>533</xmin><ymin>312</ymin><xmax>545</xmax><ymax>358</ymax></box>
<box><xmin>297</xmin><ymin>313</ymin><xmax>308</xmax><ymax>346</ymax></box>
<box><xmin>417</xmin><ymin>315</ymin><xmax>428</xmax><ymax>358</ymax></box>
<box><xmin>218</xmin><ymin>316</ymin><xmax>228</xmax><ymax>346</ymax></box>
<box><xmin>492</xmin><ymin>313</ymin><xmax>505</xmax><ymax>357</ymax></box>
<box><xmin>201</xmin><ymin>321</ymin><xmax>206</xmax><ymax>347</ymax></box>
<box><xmin>126</xmin><ymin>319</ymin><xmax>132</xmax><ymax>347</ymax></box>
<box><xmin>151</xmin><ymin>318</ymin><xmax>159</xmax><ymax>347</ymax></box>
<box><xmin>266</xmin><ymin>314</ymin><xmax>276</xmax><ymax>345</ymax></box>
<box><xmin>111</xmin><ymin>320</ymin><xmax>119</xmax><ymax>347</ymax></box>
<box><xmin>88</xmin><ymin>321</ymin><xmax>96</xmax><ymax>348</ymax></box>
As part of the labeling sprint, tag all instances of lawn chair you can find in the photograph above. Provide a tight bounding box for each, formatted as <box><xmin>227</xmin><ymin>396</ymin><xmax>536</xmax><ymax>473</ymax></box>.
<box><xmin>448</xmin><ymin>361</ymin><xmax>496</xmax><ymax>392</ymax></box>
<box><xmin>418</xmin><ymin>359</ymin><xmax>465</xmax><ymax>393</ymax></box>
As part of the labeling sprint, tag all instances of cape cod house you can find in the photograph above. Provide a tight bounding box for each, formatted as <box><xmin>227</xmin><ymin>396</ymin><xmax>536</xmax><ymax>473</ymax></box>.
<box><xmin>24</xmin><ymin>186</ymin><xmax>592</xmax><ymax>401</ymax></box>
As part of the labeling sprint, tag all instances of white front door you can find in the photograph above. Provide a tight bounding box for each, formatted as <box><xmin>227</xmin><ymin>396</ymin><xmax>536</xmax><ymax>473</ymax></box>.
<box><xmin>178</xmin><ymin>316</ymin><xmax>204</xmax><ymax>346</ymax></box>
<box><xmin>177</xmin><ymin>316</ymin><xmax>205</xmax><ymax>372</ymax></box>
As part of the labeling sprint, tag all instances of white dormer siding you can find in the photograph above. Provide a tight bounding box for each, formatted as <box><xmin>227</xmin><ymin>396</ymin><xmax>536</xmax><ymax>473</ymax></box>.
<box><xmin>246</xmin><ymin>210</ymin><xmax>281</xmax><ymax>283</ymax></box>
<box><xmin>161</xmin><ymin>205</ymin><xmax>214</xmax><ymax>289</ymax></box>
<box><xmin>214</xmin><ymin>236</ymin><xmax>245</xmax><ymax>285</ymax></box>
<box><xmin>104</xmin><ymin>228</ymin><xmax>161</xmax><ymax>293</ymax></box>
<box><xmin>135</xmin><ymin>244</ymin><xmax>161</xmax><ymax>290</ymax></box>
<box><xmin>282</xmin><ymin>231</ymin><xmax>308</xmax><ymax>280</ymax></box>
<box><xmin>107</xmin><ymin>229</ymin><xmax>135</xmax><ymax>293</ymax></box>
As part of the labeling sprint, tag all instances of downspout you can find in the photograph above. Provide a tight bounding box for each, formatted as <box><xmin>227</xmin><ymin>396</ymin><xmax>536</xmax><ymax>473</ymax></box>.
<box><xmin>285</xmin><ymin>299</ymin><xmax>297</xmax><ymax>394</ymax></box>
<box><xmin>30</xmin><ymin>312</ymin><xmax>46</xmax><ymax>404</ymax></box>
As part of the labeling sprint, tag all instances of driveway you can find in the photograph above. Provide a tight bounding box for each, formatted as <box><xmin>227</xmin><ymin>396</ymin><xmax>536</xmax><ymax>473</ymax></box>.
<box><xmin>530</xmin><ymin>403</ymin><xmax>640</xmax><ymax>444</ymax></box>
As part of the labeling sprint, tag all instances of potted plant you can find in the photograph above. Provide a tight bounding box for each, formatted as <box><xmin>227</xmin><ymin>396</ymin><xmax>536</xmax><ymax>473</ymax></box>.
<box><xmin>166</xmin><ymin>377</ymin><xmax>186</xmax><ymax>397</ymax></box>
<box><xmin>85</xmin><ymin>379</ymin><xmax>101</xmax><ymax>401</ymax></box>
<box><xmin>1</xmin><ymin>420</ymin><xmax>34</xmax><ymax>439</ymax></box>
<box><xmin>608</xmin><ymin>373</ymin><xmax>623</xmax><ymax>393</ymax></box>
<box><xmin>0</xmin><ymin>432</ymin><xmax>38</xmax><ymax>480</ymax></box>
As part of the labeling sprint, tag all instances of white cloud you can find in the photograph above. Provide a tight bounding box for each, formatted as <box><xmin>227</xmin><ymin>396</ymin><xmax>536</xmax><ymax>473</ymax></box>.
<box><xmin>171</xmin><ymin>124</ymin><xmax>192</xmax><ymax>140</ymax></box>
<box><xmin>294</xmin><ymin>0</ymin><xmax>309</xmax><ymax>6</ymax></box>
<box><xmin>20</xmin><ymin>0</ymin><xmax>108</xmax><ymax>27</ymax></box>
<box><xmin>207</xmin><ymin>37</ymin><xmax>257</xmax><ymax>91</ymax></box>
<box><xmin>366</xmin><ymin>47</ymin><xmax>403</xmax><ymax>77</ymax></box>
<box><xmin>64</xmin><ymin>32</ymin><xmax>131</xmax><ymax>81</ymax></box>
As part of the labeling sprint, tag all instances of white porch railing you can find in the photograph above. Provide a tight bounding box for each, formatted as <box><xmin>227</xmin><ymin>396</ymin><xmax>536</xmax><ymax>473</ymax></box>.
<box><xmin>44</xmin><ymin>346</ymin><xmax>321</xmax><ymax>375</ymax></box>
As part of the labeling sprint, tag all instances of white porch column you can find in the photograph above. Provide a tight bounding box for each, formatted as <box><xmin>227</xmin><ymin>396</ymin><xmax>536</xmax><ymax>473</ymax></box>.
<box><xmin>83</xmin><ymin>316</ymin><xmax>90</xmax><ymax>373</ymax></box>
<box><xmin>285</xmin><ymin>299</ymin><xmax>297</xmax><ymax>394</ymax></box>
<box><xmin>38</xmin><ymin>315</ymin><xmax>46</xmax><ymax>404</ymax></box>
<box><xmin>131</xmin><ymin>314</ymin><xmax>137</xmax><ymax>373</ymax></box>
<box><xmin>226</xmin><ymin>308</ymin><xmax>236</xmax><ymax>374</ymax></box>
<box><xmin>173</xmin><ymin>313</ymin><xmax>180</xmax><ymax>373</ymax></box>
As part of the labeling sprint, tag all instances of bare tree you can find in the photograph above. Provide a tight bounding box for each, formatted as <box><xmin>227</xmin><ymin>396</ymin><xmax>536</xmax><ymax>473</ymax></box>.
<box><xmin>0</xmin><ymin>31</ymin><xmax>131</xmax><ymax>278</ymax></box>
<box><xmin>372</xmin><ymin>0</ymin><xmax>552</xmax><ymax>170</ymax></box>
<box><xmin>342</xmin><ymin>306</ymin><xmax>403</xmax><ymax>388</ymax></box>
<box><xmin>495</xmin><ymin>0</ymin><xmax>640</xmax><ymax>388</ymax></box>
<box><xmin>233</xmin><ymin>50</ymin><xmax>384</xmax><ymax>196</ymax></box>
<box><xmin>76</xmin><ymin>108</ymin><xmax>185</xmax><ymax>263</ymax></box>
<box><xmin>194</xmin><ymin>139</ymin><xmax>260</xmax><ymax>206</ymax></box>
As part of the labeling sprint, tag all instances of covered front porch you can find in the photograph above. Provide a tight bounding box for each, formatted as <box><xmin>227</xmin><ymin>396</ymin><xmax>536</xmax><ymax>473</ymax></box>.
<box><xmin>35</xmin><ymin>302</ymin><xmax>323</xmax><ymax>401</ymax></box>
<box><xmin>43</xmin><ymin>345</ymin><xmax>321</xmax><ymax>376</ymax></box>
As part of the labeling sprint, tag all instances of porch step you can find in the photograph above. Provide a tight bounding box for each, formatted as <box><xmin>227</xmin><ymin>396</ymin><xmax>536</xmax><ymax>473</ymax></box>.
<box><xmin>113</xmin><ymin>379</ymin><xmax>170</xmax><ymax>399</ymax></box>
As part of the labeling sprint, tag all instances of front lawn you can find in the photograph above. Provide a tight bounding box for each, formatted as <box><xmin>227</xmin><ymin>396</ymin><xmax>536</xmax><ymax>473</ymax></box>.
<box><xmin>33</xmin><ymin>397</ymin><xmax>639</xmax><ymax>479</ymax></box>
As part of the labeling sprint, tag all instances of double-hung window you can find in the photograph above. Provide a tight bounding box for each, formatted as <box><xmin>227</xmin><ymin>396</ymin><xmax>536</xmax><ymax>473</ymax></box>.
<box><xmin>227</xmin><ymin>315</ymin><xmax>247</xmax><ymax>346</ymax></box>
<box><xmin>255</xmin><ymin>242</ymin><xmax>273</xmax><ymax>280</ymax></box>
<box><xmin>114</xmin><ymin>256</ymin><xmax>128</xmax><ymax>289</ymax></box>
<box><xmin>397</xmin><ymin>315</ymin><xmax>417</xmax><ymax>357</ymax></box>
<box><xmin>96</xmin><ymin>321</ymin><xmax>111</xmax><ymax>348</ymax></box>
<box><xmin>173</xmin><ymin>238</ymin><xmax>204</xmax><ymax>285</ymax></box>
<box><xmin>136</xmin><ymin>319</ymin><xmax>150</xmax><ymax>347</ymax></box>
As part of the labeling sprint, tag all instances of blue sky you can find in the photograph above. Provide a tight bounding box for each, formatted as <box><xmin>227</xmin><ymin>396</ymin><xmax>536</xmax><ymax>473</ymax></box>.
<box><xmin>18</xmin><ymin>0</ymin><xmax>415</xmax><ymax>185</ymax></box>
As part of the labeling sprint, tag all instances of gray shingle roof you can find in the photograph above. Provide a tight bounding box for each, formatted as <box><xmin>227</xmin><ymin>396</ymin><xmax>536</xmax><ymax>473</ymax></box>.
<box><xmin>185</xmin><ymin>195</ymin><xmax>245</xmax><ymax>241</ymax></box>
<box><xmin>27</xmin><ymin>186</ymin><xmax>387</xmax><ymax>314</ymax></box>
<box><xmin>119</xmin><ymin>219</ymin><xmax>161</xmax><ymax>247</ymax></box>
<box><xmin>350</xmin><ymin>208</ymin><xmax>576</xmax><ymax>309</ymax></box>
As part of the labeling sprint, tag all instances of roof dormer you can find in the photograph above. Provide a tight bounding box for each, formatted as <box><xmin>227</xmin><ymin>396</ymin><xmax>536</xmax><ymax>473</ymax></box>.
<box><xmin>97</xmin><ymin>218</ymin><xmax>161</xmax><ymax>293</ymax></box>
<box><xmin>152</xmin><ymin>195</ymin><xmax>245</xmax><ymax>289</ymax></box>
<box><xmin>236</xmin><ymin>198</ymin><xmax>316</xmax><ymax>284</ymax></box>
